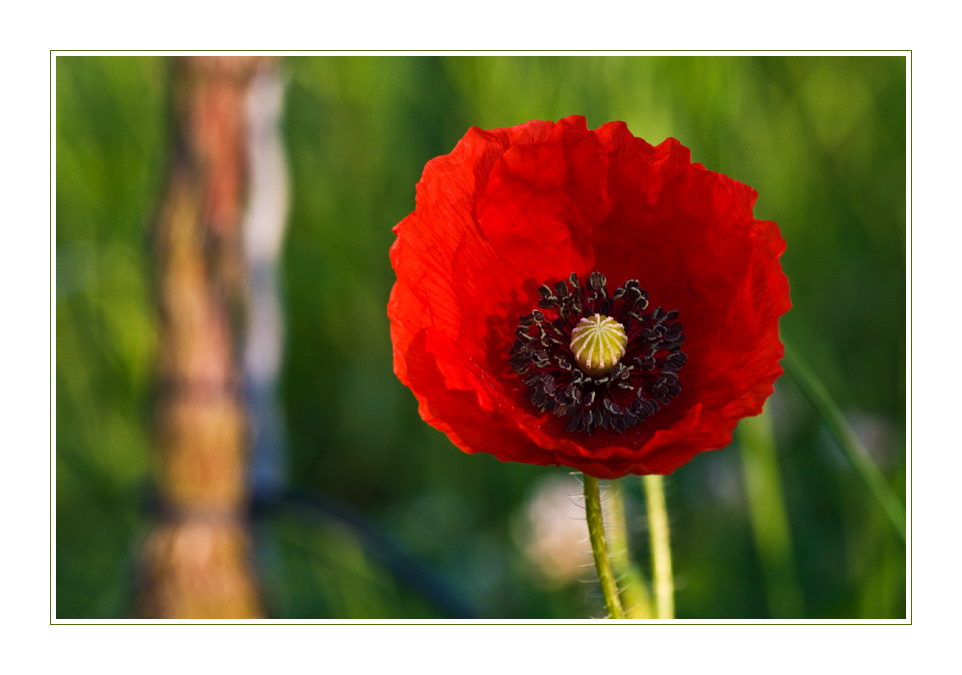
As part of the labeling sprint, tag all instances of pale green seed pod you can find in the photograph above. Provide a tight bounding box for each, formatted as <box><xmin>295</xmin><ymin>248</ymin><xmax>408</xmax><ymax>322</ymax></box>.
<box><xmin>570</xmin><ymin>314</ymin><xmax>627</xmax><ymax>378</ymax></box>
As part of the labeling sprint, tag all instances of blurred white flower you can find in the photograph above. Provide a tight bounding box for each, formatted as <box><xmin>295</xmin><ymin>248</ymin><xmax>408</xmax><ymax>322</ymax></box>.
<box><xmin>513</xmin><ymin>474</ymin><xmax>590</xmax><ymax>587</ymax></box>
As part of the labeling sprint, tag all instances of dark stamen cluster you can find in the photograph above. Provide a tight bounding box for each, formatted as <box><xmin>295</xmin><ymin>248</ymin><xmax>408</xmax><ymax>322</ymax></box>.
<box><xmin>509</xmin><ymin>272</ymin><xmax>686</xmax><ymax>434</ymax></box>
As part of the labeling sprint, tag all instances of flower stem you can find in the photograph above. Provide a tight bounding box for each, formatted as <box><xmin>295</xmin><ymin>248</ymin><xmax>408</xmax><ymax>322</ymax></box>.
<box><xmin>643</xmin><ymin>474</ymin><xmax>674</xmax><ymax>619</ymax></box>
<box><xmin>781</xmin><ymin>341</ymin><xmax>906</xmax><ymax>543</ymax></box>
<box><xmin>583</xmin><ymin>474</ymin><xmax>625</xmax><ymax>619</ymax></box>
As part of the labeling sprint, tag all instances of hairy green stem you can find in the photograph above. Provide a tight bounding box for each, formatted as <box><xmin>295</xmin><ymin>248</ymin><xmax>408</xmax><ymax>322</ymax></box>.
<box><xmin>583</xmin><ymin>474</ymin><xmax>625</xmax><ymax>619</ymax></box>
<box><xmin>643</xmin><ymin>474</ymin><xmax>674</xmax><ymax>619</ymax></box>
<box><xmin>781</xmin><ymin>341</ymin><xmax>906</xmax><ymax>543</ymax></box>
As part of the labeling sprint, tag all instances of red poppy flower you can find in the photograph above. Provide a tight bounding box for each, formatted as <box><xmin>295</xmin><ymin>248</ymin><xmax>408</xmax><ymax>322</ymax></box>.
<box><xmin>388</xmin><ymin>115</ymin><xmax>790</xmax><ymax>479</ymax></box>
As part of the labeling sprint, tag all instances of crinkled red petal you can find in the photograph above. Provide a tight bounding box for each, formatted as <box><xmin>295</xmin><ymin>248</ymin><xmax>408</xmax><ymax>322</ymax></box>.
<box><xmin>389</xmin><ymin>115</ymin><xmax>790</xmax><ymax>478</ymax></box>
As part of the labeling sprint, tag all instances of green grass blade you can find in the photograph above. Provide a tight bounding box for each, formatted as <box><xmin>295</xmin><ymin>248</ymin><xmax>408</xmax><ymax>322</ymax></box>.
<box><xmin>737</xmin><ymin>407</ymin><xmax>805</xmax><ymax>618</ymax></box>
<box><xmin>781</xmin><ymin>341</ymin><xmax>906</xmax><ymax>543</ymax></box>
<box><xmin>606</xmin><ymin>480</ymin><xmax>653</xmax><ymax>619</ymax></box>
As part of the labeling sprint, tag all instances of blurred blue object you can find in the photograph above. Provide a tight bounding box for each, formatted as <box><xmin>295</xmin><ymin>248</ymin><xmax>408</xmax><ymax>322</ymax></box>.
<box><xmin>241</xmin><ymin>65</ymin><xmax>291</xmax><ymax>503</ymax></box>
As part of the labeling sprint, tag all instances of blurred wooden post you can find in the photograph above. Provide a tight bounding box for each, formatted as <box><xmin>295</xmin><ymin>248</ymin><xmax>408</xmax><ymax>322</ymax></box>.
<box><xmin>139</xmin><ymin>56</ymin><xmax>273</xmax><ymax>619</ymax></box>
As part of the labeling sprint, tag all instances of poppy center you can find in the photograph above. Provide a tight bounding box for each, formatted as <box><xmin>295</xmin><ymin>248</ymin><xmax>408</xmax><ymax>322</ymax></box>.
<box><xmin>570</xmin><ymin>315</ymin><xmax>627</xmax><ymax>378</ymax></box>
<box><xmin>508</xmin><ymin>272</ymin><xmax>686</xmax><ymax>435</ymax></box>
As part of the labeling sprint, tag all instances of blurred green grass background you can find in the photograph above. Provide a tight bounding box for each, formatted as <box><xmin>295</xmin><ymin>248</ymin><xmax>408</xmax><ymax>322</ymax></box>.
<box><xmin>55</xmin><ymin>55</ymin><xmax>906</xmax><ymax>619</ymax></box>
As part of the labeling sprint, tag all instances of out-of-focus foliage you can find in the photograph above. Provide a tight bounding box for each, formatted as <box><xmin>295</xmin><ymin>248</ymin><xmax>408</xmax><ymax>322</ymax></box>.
<box><xmin>56</xmin><ymin>55</ymin><xmax>906</xmax><ymax>619</ymax></box>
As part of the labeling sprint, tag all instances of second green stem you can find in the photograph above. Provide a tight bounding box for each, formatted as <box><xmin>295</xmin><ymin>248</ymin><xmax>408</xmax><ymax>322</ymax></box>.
<box><xmin>643</xmin><ymin>474</ymin><xmax>675</xmax><ymax>619</ymax></box>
